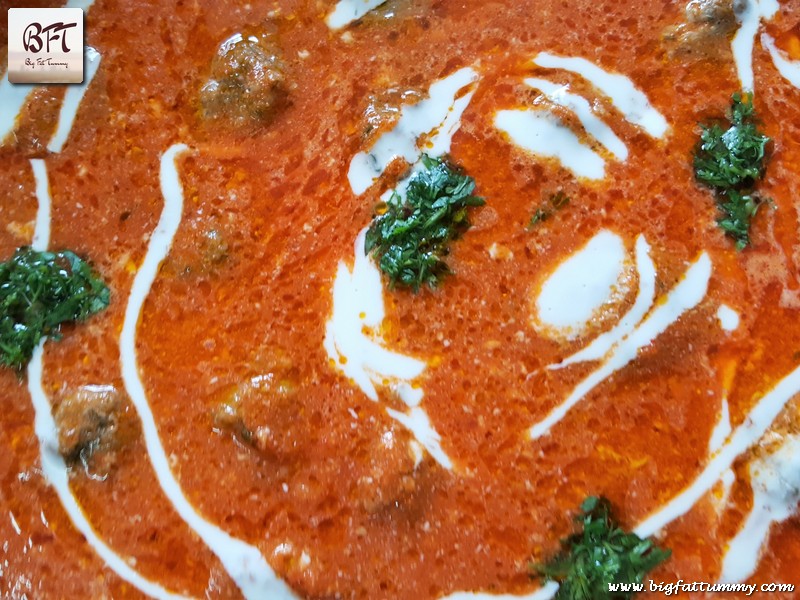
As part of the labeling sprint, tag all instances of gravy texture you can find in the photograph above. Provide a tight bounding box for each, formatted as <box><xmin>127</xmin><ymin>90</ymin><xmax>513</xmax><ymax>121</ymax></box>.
<box><xmin>2</xmin><ymin>0</ymin><xmax>800</xmax><ymax>598</ymax></box>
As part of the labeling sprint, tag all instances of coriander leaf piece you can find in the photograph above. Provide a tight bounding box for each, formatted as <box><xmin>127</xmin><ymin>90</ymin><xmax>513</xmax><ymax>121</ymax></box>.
<box><xmin>528</xmin><ymin>191</ymin><xmax>571</xmax><ymax>230</ymax></box>
<box><xmin>694</xmin><ymin>92</ymin><xmax>769</xmax><ymax>189</ymax></box>
<box><xmin>0</xmin><ymin>247</ymin><xmax>111</xmax><ymax>370</ymax></box>
<box><xmin>528</xmin><ymin>208</ymin><xmax>549</xmax><ymax>228</ymax></box>
<box><xmin>693</xmin><ymin>92</ymin><xmax>771</xmax><ymax>249</ymax></box>
<box><xmin>717</xmin><ymin>190</ymin><xmax>761</xmax><ymax>250</ymax></box>
<box><xmin>550</xmin><ymin>191</ymin><xmax>570</xmax><ymax>210</ymax></box>
<box><xmin>365</xmin><ymin>154</ymin><xmax>485</xmax><ymax>291</ymax></box>
<box><xmin>532</xmin><ymin>496</ymin><xmax>671</xmax><ymax>600</ymax></box>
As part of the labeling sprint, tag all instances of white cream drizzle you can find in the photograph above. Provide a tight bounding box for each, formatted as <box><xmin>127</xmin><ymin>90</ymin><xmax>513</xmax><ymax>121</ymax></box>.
<box><xmin>0</xmin><ymin>0</ymin><xmax>97</xmax><ymax>146</ymax></box>
<box><xmin>717</xmin><ymin>304</ymin><xmax>740</xmax><ymax>332</ymax></box>
<box><xmin>28</xmin><ymin>349</ymin><xmax>187</xmax><ymax>600</ymax></box>
<box><xmin>530</xmin><ymin>252</ymin><xmax>712</xmax><ymax>440</ymax></box>
<box><xmin>385</xmin><ymin>407</ymin><xmax>452</xmax><ymax>470</ymax></box>
<box><xmin>709</xmin><ymin>397</ymin><xmax>732</xmax><ymax>453</ymax></box>
<box><xmin>731</xmin><ymin>0</ymin><xmax>780</xmax><ymax>92</ymax></box>
<box><xmin>550</xmin><ymin>236</ymin><xmax>655</xmax><ymax>369</ymax></box>
<box><xmin>324</xmin><ymin>228</ymin><xmax>453</xmax><ymax>469</ymax></box>
<box><xmin>531</xmin><ymin>53</ymin><xmax>669</xmax><ymax>138</ymax></box>
<box><xmin>495</xmin><ymin>109</ymin><xmax>606</xmax><ymax>180</ymax></box>
<box><xmin>334</xmin><ymin>68</ymin><xmax>482</xmax><ymax>471</ymax></box>
<box><xmin>719</xmin><ymin>434</ymin><xmax>800</xmax><ymax>583</ymax></box>
<box><xmin>326</xmin><ymin>0</ymin><xmax>388</xmax><ymax>30</ymax></box>
<box><xmin>443</xmin><ymin>582</ymin><xmax>561</xmax><ymax>600</ymax></box>
<box><xmin>395</xmin><ymin>382</ymin><xmax>424</xmax><ymax>407</ymax></box>
<box><xmin>16</xmin><ymin>10</ymin><xmax>796</xmax><ymax>595</ymax></box>
<box><xmin>30</xmin><ymin>160</ymin><xmax>52</xmax><ymax>252</ymax></box>
<box><xmin>120</xmin><ymin>144</ymin><xmax>296</xmax><ymax>599</ymax></box>
<box><xmin>0</xmin><ymin>74</ymin><xmax>34</xmax><ymax>145</ymax></box>
<box><xmin>456</xmin><ymin>347</ymin><xmax>800</xmax><ymax>599</ymax></box>
<box><xmin>348</xmin><ymin>67</ymin><xmax>479</xmax><ymax>194</ymax></box>
<box><xmin>762</xmin><ymin>33</ymin><xmax>800</xmax><ymax>89</ymax></box>
<box><xmin>47</xmin><ymin>47</ymin><xmax>102</xmax><ymax>153</ymax></box>
<box><xmin>8</xmin><ymin>5</ymin><xmax>798</xmax><ymax>600</ymax></box>
<box><xmin>25</xmin><ymin>159</ymin><xmax>185</xmax><ymax>600</ymax></box>
<box><xmin>324</xmin><ymin>229</ymin><xmax>427</xmax><ymax>401</ymax></box>
<box><xmin>714</xmin><ymin>468</ymin><xmax>737</xmax><ymax>513</ymax></box>
<box><xmin>65</xmin><ymin>0</ymin><xmax>96</xmax><ymax>8</ymax></box>
<box><xmin>524</xmin><ymin>78</ymin><xmax>628</xmax><ymax>160</ymax></box>
<box><xmin>634</xmin><ymin>362</ymin><xmax>800</xmax><ymax>538</ymax></box>
<box><xmin>425</xmin><ymin>83</ymin><xmax>478</xmax><ymax>158</ymax></box>
<box><xmin>533</xmin><ymin>230</ymin><xmax>628</xmax><ymax>340</ymax></box>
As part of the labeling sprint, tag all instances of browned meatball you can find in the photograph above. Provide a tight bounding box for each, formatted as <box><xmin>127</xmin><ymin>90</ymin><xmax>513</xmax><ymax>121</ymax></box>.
<box><xmin>199</xmin><ymin>29</ymin><xmax>286</xmax><ymax>132</ymax></box>
<box><xmin>54</xmin><ymin>385</ymin><xmax>127</xmax><ymax>478</ymax></box>
<box><xmin>686</xmin><ymin>0</ymin><xmax>738</xmax><ymax>27</ymax></box>
<box><xmin>663</xmin><ymin>0</ymin><xmax>739</xmax><ymax>61</ymax></box>
<box><xmin>212</xmin><ymin>373</ymin><xmax>302</xmax><ymax>459</ymax></box>
<box><xmin>349</xmin><ymin>423</ymin><xmax>421</xmax><ymax>514</ymax></box>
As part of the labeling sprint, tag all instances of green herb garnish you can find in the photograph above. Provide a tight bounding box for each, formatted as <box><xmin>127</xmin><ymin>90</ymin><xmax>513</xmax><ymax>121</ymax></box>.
<box><xmin>528</xmin><ymin>191</ymin><xmax>570</xmax><ymax>229</ymax></box>
<box><xmin>365</xmin><ymin>154</ymin><xmax>484</xmax><ymax>291</ymax></box>
<box><xmin>0</xmin><ymin>247</ymin><xmax>110</xmax><ymax>370</ymax></box>
<box><xmin>532</xmin><ymin>496</ymin><xmax>671</xmax><ymax>600</ymax></box>
<box><xmin>693</xmin><ymin>92</ymin><xmax>770</xmax><ymax>249</ymax></box>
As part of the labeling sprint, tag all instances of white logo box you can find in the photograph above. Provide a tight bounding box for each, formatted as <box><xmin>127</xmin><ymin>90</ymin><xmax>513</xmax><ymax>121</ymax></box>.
<box><xmin>7</xmin><ymin>8</ymin><xmax>85</xmax><ymax>84</ymax></box>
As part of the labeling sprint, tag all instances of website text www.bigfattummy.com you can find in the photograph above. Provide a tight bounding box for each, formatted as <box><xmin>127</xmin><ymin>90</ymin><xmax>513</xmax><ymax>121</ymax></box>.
<box><xmin>607</xmin><ymin>580</ymin><xmax>796</xmax><ymax>596</ymax></box>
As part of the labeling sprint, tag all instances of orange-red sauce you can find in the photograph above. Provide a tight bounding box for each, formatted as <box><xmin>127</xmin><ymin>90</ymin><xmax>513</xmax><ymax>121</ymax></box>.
<box><xmin>2</xmin><ymin>0</ymin><xmax>800</xmax><ymax>598</ymax></box>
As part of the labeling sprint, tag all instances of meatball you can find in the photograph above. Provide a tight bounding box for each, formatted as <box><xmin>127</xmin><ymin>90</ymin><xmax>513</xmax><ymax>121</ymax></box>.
<box><xmin>350</xmin><ymin>424</ymin><xmax>421</xmax><ymax>514</ymax></box>
<box><xmin>199</xmin><ymin>29</ymin><xmax>286</xmax><ymax>132</ymax></box>
<box><xmin>354</xmin><ymin>0</ymin><xmax>433</xmax><ymax>27</ymax></box>
<box><xmin>686</xmin><ymin>0</ymin><xmax>738</xmax><ymax>28</ymax></box>
<box><xmin>54</xmin><ymin>385</ymin><xmax>126</xmax><ymax>478</ymax></box>
<box><xmin>212</xmin><ymin>373</ymin><xmax>302</xmax><ymax>459</ymax></box>
<box><xmin>663</xmin><ymin>0</ymin><xmax>739</xmax><ymax>61</ymax></box>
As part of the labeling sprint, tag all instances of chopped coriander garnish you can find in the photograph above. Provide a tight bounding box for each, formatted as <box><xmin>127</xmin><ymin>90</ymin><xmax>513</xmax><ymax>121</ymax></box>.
<box><xmin>0</xmin><ymin>247</ymin><xmax>110</xmax><ymax>370</ymax></box>
<box><xmin>365</xmin><ymin>154</ymin><xmax>485</xmax><ymax>291</ymax></box>
<box><xmin>529</xmin><ymin>209</ymin><xmax>548</xmax><ymax>228</ymax></box>
<box><xmin>693</xmin><ymin>93</ymin><xmax>771</xmax><ymax>249</ymax></box>
<box><xmin>532</xmin><ymin>496</ymin><xmax>671</xmax><ymax>600</ymax></box>
<box><xmin>528</xmin><ymin>191</ymin><xmax>570</xmax><ymax>229</ymax></box>
<box><xmin>715</xmin><ymin>189</ymin><xmax>760</xmax><ymax>249</ymax></box>
<box><xmin>695</xmin><ymin>93</ymin><xmax>768</xmax><ymax>190</ymax></box>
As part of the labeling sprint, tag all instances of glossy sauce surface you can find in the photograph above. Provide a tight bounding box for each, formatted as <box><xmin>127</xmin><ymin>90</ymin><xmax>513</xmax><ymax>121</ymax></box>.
<box><xmin>2</xmin><ymin>1</ymin><xmax>800</xmax><ymax>598</ymax></box>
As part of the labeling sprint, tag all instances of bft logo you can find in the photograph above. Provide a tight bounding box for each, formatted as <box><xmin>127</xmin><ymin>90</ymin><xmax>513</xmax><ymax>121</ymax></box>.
<box><xmin>23</xmin><ymin>21</ymin><xmax>78</xmax><ymax>54</ymax></box>
<box><xmin>8</xmin><ymin>8</ymin><xmax>85</xmax><ymax>84</ymax></box>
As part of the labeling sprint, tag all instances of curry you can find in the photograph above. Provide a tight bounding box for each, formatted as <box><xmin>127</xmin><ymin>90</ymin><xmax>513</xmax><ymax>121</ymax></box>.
<box><xmin>1</xmin><ymin>0</ymin><xmax>800</xmax><ymax>598</ymax></box>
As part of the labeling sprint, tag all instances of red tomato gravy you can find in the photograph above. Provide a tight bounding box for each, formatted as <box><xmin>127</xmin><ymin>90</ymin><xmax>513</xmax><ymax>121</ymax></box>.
<box><xmin>2</xmin><ymin>0</ymin><xmax>800</xmax><ymax>598</ymax></box>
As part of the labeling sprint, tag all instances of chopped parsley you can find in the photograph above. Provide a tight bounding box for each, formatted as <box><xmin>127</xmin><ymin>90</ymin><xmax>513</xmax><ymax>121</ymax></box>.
<box><xmin>532</xmin><ymin>496</ymin><xmax>671</xmax><ymax>600</ymax></box>
<box><xmin>0</xmin><ymin>247</ymin><xmax>110</xmax><ymax>370</ymax></box>
<box><xmin>528</xmin><ymin>191</ymin><xmax>570</xmax><ymax>229</ymax></box>
<box><xmin>365</xmin><ymin>154</ymin><xmax>484</xmax><ymax>291</ymax></box>
<box><xmin>693</xmin><ymin>93</ymin><xmax>771</xmax><ymax>249</ymax></box>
